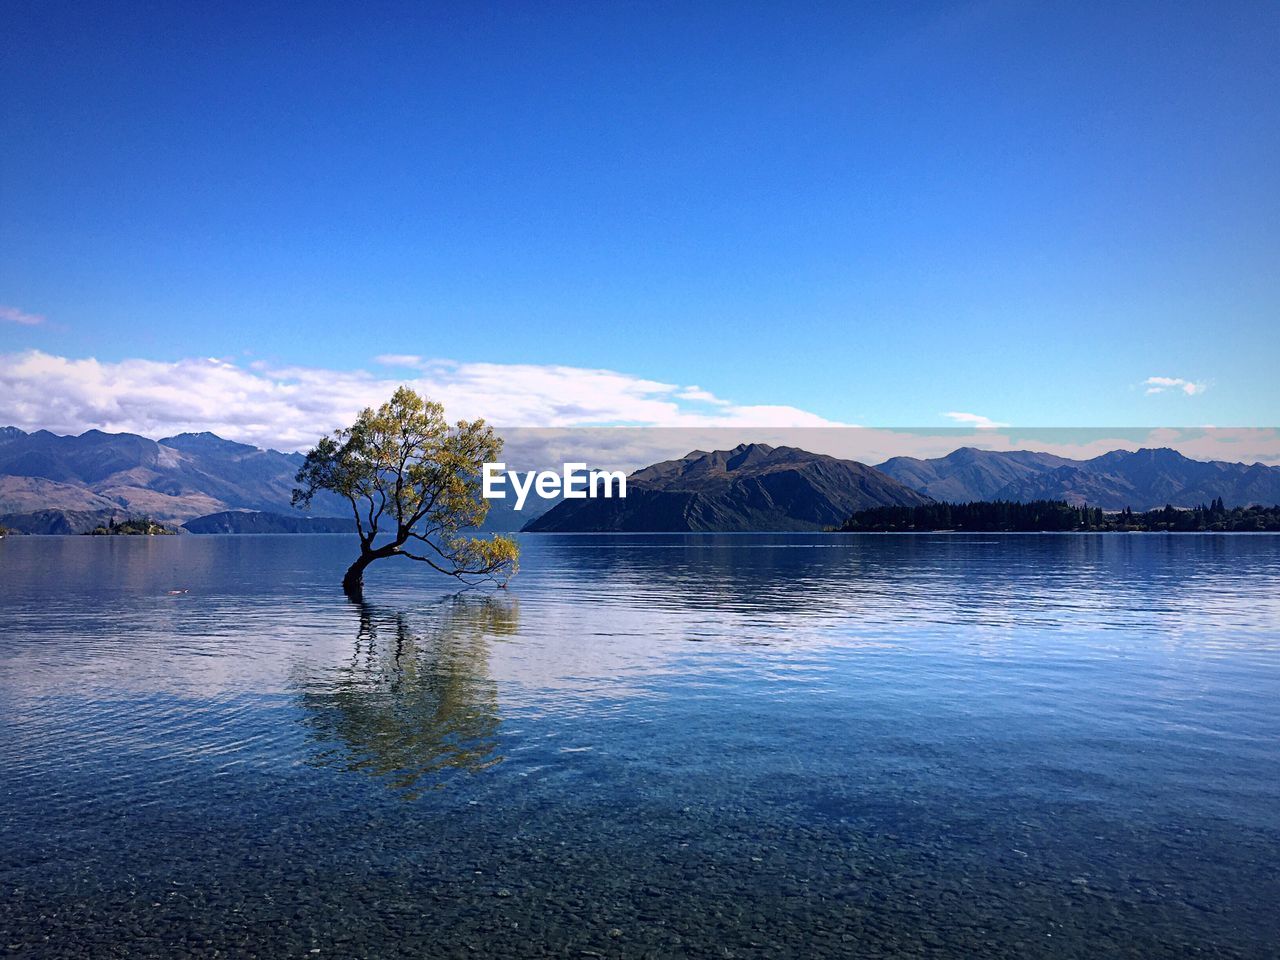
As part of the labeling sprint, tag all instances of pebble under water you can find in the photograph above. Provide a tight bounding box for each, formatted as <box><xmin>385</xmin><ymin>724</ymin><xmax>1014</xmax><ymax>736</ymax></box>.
<box><xmin>1</xmin><ymin>533</ymin><xmax>1278</xmax><ymax>958</ymax></box>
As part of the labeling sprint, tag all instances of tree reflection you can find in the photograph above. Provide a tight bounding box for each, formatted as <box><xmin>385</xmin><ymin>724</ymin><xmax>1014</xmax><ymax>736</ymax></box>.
<box><xmin>298</xmin><ymin>596</ymin><xmax>518</xmax><ymax>796</ymax></box>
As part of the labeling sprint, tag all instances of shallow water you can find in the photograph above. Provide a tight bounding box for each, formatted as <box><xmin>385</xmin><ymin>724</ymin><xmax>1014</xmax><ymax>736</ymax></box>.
<box><xmin>2</xmin><ymin>533</ymin><xmax>1278</xmax><ymax>958</ymax></box>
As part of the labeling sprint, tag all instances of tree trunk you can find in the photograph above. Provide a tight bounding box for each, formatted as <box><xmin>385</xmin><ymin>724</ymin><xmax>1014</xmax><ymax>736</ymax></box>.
<box><xmin>342</xmin><ymin>551</ymin><xmax>376</xmax><ymax>600</ymax></box>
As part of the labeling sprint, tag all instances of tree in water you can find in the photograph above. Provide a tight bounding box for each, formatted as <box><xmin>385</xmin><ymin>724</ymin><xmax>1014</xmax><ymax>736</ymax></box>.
<box><xmin>292</xmin><ymin>386</ymin><xmax>519</xmax><ymax>598</ymax></box>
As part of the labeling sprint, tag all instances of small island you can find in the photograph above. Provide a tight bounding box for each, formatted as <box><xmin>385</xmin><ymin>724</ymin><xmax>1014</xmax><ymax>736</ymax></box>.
<box><xmin>838</xmin><ymin>499</ymin><xmax>1280</xmax><ymax>533</ymax></box>
<box><xmin>85</xmin><ymin>516</ymin><xmax>176</xmax><ymax>536</ymax></box>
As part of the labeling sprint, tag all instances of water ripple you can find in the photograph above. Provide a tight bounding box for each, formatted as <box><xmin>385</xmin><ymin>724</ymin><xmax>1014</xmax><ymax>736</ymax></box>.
<box><xmin>1</xmin><ymin>533</ymin><xmax>1279</xmax><ymax>958</ymax></box>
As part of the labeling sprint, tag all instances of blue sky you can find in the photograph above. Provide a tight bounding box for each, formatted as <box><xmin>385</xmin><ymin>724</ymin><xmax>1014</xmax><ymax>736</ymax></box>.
<box><xmin>2</xmin><ymin>0</ymin><xmax>1277</xmax><ymax>432</ymax></box>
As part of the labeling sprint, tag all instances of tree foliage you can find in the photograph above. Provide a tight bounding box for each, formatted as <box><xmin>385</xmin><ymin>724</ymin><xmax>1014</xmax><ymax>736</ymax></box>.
<box><xmin>292</xmin><ymin>387</ymin><xmax>519</xmax><ymax>595</ymax></box>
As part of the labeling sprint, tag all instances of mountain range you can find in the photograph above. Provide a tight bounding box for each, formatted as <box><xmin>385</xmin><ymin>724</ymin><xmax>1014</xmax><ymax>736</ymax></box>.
<box><xmin>525</xmin><ymin>443</ymin><xmax>930</xmax><ymax>532</ymax></box>
<box><xmin>874</xmin><ymin>446</ymin><xmax>1280</xmax><ymax>511</ymax></box>
<box><xmin>2</xmin><ymin>427</ymin><xmax>1278</xmax><ymax>534</ymax></box>
<box><xmin>0</xmin><ymin>427</ymin><xmax>343</xmax><ymax>526</ymax></box>
<box><xmin>0</xmin><ymin>426</ymin><xmax>543</xmax><ymax>533</ymax></box>
<box><xmin>529</xmin><ymin>442</ymin><xmax>1280</xmax><ymax>531</ymax></box>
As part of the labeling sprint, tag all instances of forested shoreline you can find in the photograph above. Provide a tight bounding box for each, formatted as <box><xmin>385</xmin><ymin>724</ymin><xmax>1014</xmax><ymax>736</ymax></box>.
<box><xmin>838</xmin><ymin>499</ymin><xmax>1280</xmax><ymax>532</ymax></box>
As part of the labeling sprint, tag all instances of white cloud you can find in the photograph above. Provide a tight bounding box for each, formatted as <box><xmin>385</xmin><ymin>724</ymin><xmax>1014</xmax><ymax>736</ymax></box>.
<box><xmin>7</xmin><ymin>351</ymin><xmax>1274</xmax><ymax>469</ymax></box>
<box><xmin>374</xmin><ymin>353</ymin><xmax>424</xmax><ymax>367</ymax></box>
<box><xmin>942</xmin><ymin>411</ymin><xmax>1009</xmax><ymax>429</ymax></box>
<box><xmin>0</xmin><ymin>350</ymin><xmax>843</xmax><ymax>451</ymax></box>
<box><xmin>0</xmin><ymin>305</ymin><xmax>44</xmax><ymax>326</ymax></box>
<box><xmin>675</xmin><ymin>386</ymin><xmax>731</xmax><ymax>405</ymax></box>
<box><xmin>1144</xmin><ymin>376</ymin><xmax>1206</xmax><ymax>396</ymax></box>
<box><xmin>3</xmin><ymin>351</ymin><xmax>1277</xmax><ymax>472</ymax></box>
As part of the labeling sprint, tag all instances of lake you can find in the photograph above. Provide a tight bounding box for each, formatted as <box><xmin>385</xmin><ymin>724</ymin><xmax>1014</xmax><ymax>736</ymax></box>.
<box><xmin>2</xmin><ymin>533</ymin><xmax>1278</xmax><ymax>958</ymax></box>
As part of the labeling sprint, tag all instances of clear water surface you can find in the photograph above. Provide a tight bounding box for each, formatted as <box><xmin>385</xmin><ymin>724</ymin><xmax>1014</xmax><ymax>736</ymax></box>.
<box><xmin>1</xmin><ymin>533</ymin><xmax>1278</xmax><ymax>958</ymax></box>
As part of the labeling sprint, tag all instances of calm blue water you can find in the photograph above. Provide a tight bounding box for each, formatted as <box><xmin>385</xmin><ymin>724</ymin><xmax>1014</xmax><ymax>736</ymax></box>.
<box><xmin>1</xmin><ymin>534</ymin><xmax>1278</xmax><ymax>958</ymax></box>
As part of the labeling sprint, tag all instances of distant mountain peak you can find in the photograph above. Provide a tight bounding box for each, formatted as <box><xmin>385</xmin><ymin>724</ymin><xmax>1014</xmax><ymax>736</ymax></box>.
<box><xmin>1100</xmin><ymin>446</ymin><xmax>1186</xmax><ymax>460</ymax></box>
<box><xmin>934</xmin><ymin>446</ymin><xmax>991</xmax><ymax>467</ymax></box>
<box><xmin>725</xmin><ymin>442</ymin><xmax>776</xmax><ymax>470</ymax></box>
<box><xmin>1141</xmin><ymin>446</ymin><xmax>1190</xmax><ymax>460</ymax></box>
<box><xmin>159</xmin><ymin>431</ymin><xmax>259</xmax><ymax>455</ymax></box>
<box><xmin>528</xmin><ymin>444</ymin><xmax>929</xmax><ymax>532</ymax></box>
<box><xmin>877</xmin><ymin>444</ymin><xmax>1279</xmax><ymax>510</ymax></box>
<box><xmin>682</xmin><ymin>442</ymin><xmax>775</xmax><ymax>463</ymax></box>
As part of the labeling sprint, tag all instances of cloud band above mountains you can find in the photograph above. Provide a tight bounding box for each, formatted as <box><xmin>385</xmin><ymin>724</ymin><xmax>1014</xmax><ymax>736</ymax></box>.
<box><xmin>0</xmin><ymin>350</ymin><xmax>841</xmax><ymax>451</ymax></box>
<box><xmin>2</xmin><ymin>351</ymin><xmax>1275</xmax><ymax>465</ymax></box>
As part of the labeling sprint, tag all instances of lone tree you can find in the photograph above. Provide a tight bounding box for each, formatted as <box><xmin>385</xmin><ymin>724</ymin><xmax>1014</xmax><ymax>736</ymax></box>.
<box><xmin>292</xmin><ymin>387</ymin><xmax>519</xmax><ymax>598</ymax></box>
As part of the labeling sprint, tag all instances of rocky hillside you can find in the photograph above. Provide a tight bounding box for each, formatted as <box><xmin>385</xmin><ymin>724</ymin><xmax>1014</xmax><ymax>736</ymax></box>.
<box><xmin>0</xmin><ymin>426</ymin><xmax>551</xmax><ymax>533</ymax></box>
<box><xmin>877</xmin><ymin>446</ymin><xmax>1280</xmax><ymax>510</ymax></box>
<box><xmin>525</xmin><ymin>443</ymin><xmax>932</xmax><ymax>532</ymax></box>
<box><xmin>0</xmin><ymin>427</ymin><xmax>345</xmax><ymax>529</ymax></box>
